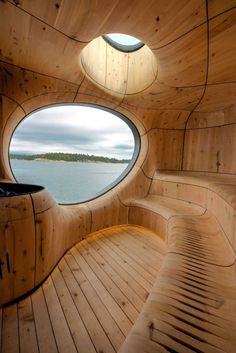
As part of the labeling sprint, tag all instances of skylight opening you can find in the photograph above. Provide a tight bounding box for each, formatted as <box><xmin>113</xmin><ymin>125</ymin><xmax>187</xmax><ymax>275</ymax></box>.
<box><xmin>103</xmin><ymin>33</ymin><xmax>144</xmax><ymax>52</ymax></box>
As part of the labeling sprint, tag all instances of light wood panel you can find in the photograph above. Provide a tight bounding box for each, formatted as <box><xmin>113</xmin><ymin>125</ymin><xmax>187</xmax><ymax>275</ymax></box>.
<box><xmin>7</xmin><ymin>0</ymin><xmax>207</xmax><ymax>49</ymax></box>
<box><xmin>0</xmin><ymin>189</ymin><xmax>92</xmax><ymax>305</ymax></box>
<box><xmin>81</xmin><ymin>37</ymin><xmax>157</xmax><ymax>95</ymax></box>
<box><xmin>187</xmin><ymin>110</ymin><xmax>225</xmax><ymax>128</ymax></box>
<box><xmin>138</xmin><ymin>109</ymin><xmax>190</xmax><ymax>130</ymax></box>
<box><xmin>126</xmin><ymin>45</ymin><xmax>157</xmax><ymax>94</ymax></box>
<box><xmin>117</xmin><ymin>167</ymin><xmax>151</xmax><ymax>204</ymax></box>
<box><xmin>208</xmin><ymin>188</ymin><xmax>236</xmax><ymax>253</ymax></box>
<box><xmin>1</xmin><ymin>96</ymin><xmax>19</xmax><ymax>131</ymax></box>
<box><xmin>1</xmin><ymin>105</ymin><xmax>25</xmax><ymax>181</ymax></box>
<box><xmin>129</xmin><ymin>195</ymin><xmax>204</xmax><ymax>220</ymax></box>
<box><xmin>120</xmin><ymin>213</ymin><xmax>236</xmax><ymax>353</ymax></box>
<box><xmin>0</xmin><ymin>194</ymin><xmax>35</xmax><ymax>304</ymax></box>
<box><xmin>35</xmin><ymin>203</ymin><xmax>91</xmax><ymax>285</ymax></box>
<box><xmin>105</xmin><ymin>42</ymin><xmax>129</xmax><ymax>94</ymax></box>
<box><xmin>150</xmin><ymin>178</ymin><xmax>208</xmax><ymax>207</ymax></box>
<box><xmin>155</xmin><ymin>24</ymin><xmax>207</xmax><ymax>87</ymax></box>
<box><xmin>128</xmin><ymin>207</ymin><xmax>167</xmax><ymax>240</ymax></box>
<box><xmin>86</xmin><ymin>195</ymin><xmax>128</xmax><ymax>233</ymax></box>
<box><xmin>0</xmin><ymin>1</ymin><xmax>84</xmax><ymax>83</ymax></box>
<box><xmin>0</xmin><ymin>215</ymin><xmax>35</xmax><ymax>304</ymax></box>
<box><xmin>195</xmin><ymin>82</ymin><xmax>236</xmax><ymax>112</ymax></box>
<box><xmin>0</xmin><ymin>2</ymin><xmax>236</xmax><ymax>352</ymax></box>
<box><xmin>80</xmin><ymin>37</ymin><xmax>107</xmax><ymax>88</ymax></box>
<box><xmin>1</xmin><ymin>304</ymin><xmax>19</xmax><ymax>353</ymax></box>
<box><xmin>98</xmin><ymin>0</ymin><xmax>206</xmax><ymax>48</ymax></box>
<box><xmin>30</xmin><ymin>189</ymin><xmax>56</xmax><ymax>214</ymax></box>
<box><xmin>0</xmin><ymin>62</ymin><xmax>77</xmax><ymax>106</ymax></box>
<box><xmin>0</xmin><ymin>225</ymin><xmax>166</xmax><ymax>353</ymax></box>
<box><xmin>18</xmin><ymin>297</ymin><xmax>39</xmax><ymax>353</ymax></box>
<box><xmin>76</xmin><ymin>76</ymin><xmax>124</xmax><ymax>108</ymax></box>
<box><xmin>142</xmin><ymin>129</ymin><xmax>184</xmax><ymax>178</ymax></box>
<box><xmin>208</xmin><ymin>7</ymin><xmax>236</xmax><ymax>84</ymax></box>
<box><xmin>123</xmin><ymin>83</ymin><xmax>204</xmax><ymax>110</ymax></box>
<box><xmin>188</xmin><ymin>105</ymin><xmax>236</xmax><ymax>128</ymax></box>
<box><xmin>8</xmin><ymin>0</ymin><xmax>119</xmax><ymax>43</ymax></box>
<box><xmin>183</xmin><ymin>124</ymin><xmax>236</xmax><ymax>173</ymax></box>
<box><xmin>116</xmin><ymin>106</ymin><xmax>147</xmax><ymax>138</ymax></box>
<box><xmin>147</xmin><ymin>170</ymin><xmax>236</xmax><ymax>254</ymax></box>
<box><xmin>208</xmin><ymin>0</ymin><xmax>236</xmax><ymax>18</ymax></box>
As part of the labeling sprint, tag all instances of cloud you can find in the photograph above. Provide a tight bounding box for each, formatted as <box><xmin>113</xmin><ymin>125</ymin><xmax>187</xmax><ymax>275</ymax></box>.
<box><xmin>10</xmin><ymin>105</ymin><xmax>135</xmax><ymax>159</ymax></box>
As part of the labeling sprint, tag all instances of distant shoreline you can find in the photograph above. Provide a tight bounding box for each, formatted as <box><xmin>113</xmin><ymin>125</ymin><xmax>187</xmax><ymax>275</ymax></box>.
<box><xmin>11</xmin><ymin>158</ymin><xmax>128</xmax><ymax>164</ymax></box>
<box><xmin>10</xmin><ymin>152</ymin><xmax>131</xmax><ymax>164</ymax></box>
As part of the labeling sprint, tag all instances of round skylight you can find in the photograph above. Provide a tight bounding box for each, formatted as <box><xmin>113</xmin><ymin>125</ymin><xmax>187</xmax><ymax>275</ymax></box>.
<box><xmin>103</xmin><ymin>33</ymin><xmax>144</xmax><ymax>52</ymax></box>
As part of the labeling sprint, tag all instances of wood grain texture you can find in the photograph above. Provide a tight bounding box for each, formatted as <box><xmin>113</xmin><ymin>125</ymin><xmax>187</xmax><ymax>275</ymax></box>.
<box><xmin>155</xmin><ymin>24</ymin><xmax>207</xmax><ymax>87</ymax></box>
<box><xmin>142</xmin><ymin>129</ymin><xmax>184</xmax><ymax>177</ymax></box>
<box><xmin>1</xmin><ymin>225</ymin><xmax>166</xmax><ymax>353</ymax></box>
<box><xmin>120</xmin><ymin>213</ymin><xmax>236</xmax><ymax>353</ymax></box>
<box><xmin>81</xmin><ymin>37</ymin><xmax>157</xmax><ymax>95</ymax></box>
<box><xmin>147</xmin><ymin>170</ymin><xmax>236</xmax><ymax>254</ymax></box>
<box><xmin>183</xmin><ymin>124</ymin><xmax>236</xmax><ymax>173</ymax></box>
<box><xmin>0</xmin><ymin>195</ymin><xmax>35</xmax><ymax>304</ymax></box>
<box><xmin>0</xmin><ymin>2</ymin><xmax>236</xmax><ymax>351</ymax></box>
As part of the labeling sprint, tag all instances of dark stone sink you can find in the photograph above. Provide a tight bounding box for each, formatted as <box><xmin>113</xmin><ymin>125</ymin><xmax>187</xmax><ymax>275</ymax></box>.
<box><xmin>0</xmin><ymin>182</ymin><xmax>44</xmax><ymax>197</ymax></box>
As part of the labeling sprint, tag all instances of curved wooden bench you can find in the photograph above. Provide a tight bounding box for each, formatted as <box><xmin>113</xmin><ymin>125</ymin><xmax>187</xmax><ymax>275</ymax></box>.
<box><xmin>150</xmin><ymin>170</ymin><xmax>236</xmax><ymax>253</ymax></box>
<box><xmin>128</xmin><ymin>194</ymin><xmax>205</xmax><ymax>241</ymax></box>
<box><xmin>119</xmin><ymin>212</ymin><xmax>236</xmax><ymax>353</ymax></box>
<box><xmin>119</xmin><ymin>171</ymin><xmax>236</xmax><ymax>353</ymax></box>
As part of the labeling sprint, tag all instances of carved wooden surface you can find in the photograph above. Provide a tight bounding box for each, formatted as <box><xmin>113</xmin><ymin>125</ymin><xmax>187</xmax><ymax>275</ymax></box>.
<box><xmin>0</xmin><ymin>225</ymin><xmax>166</xmax><ymax>353</ymax></box>
<box><xmin>0</xmin><ymin>1</ymin><xmax>236</xmax><ymax>351</ymax></box>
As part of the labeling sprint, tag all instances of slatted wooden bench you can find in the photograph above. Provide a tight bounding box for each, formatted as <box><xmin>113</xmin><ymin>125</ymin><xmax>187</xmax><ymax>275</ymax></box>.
<box><xmin>128</xmin><ymin>170</ymin><xmax>236</xmax><ymax>252</ymax></box>
<box><xmin>120</xmin><ymin>212</ymin><xmax>236</xmax><ymax>353</ymax></box>
<box><xmin>120</xmin><ymin>171</ymin><xmax>236</xmax><ymax>353</ymax></box>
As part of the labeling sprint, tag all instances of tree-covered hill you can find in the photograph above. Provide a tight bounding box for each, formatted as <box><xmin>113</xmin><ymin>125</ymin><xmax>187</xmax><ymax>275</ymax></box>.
<box><xmin>10</xmin><ymin>152</ymin><xmax>130</xmax><ymax>164</ymax></box>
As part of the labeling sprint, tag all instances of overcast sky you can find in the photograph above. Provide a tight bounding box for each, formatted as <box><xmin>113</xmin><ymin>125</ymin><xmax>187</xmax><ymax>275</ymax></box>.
<box><xmin>10</xmin><ymin>105</ymin><xmax>135</xmax><ymax>160</ymax></box>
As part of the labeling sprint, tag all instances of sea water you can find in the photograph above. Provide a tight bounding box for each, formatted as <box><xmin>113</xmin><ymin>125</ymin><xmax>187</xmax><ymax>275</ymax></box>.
<box><xmin>10</xmin><ymin>159</ymin><xmax>128</xmax><ymax>204</ymax></box>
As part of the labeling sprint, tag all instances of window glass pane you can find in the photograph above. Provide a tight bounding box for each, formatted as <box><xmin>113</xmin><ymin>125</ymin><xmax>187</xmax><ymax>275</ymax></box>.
<box><xmin>106</xmin><ymin>33</ymin><xmax>141</xmax><ymax>46</ymax></box>
<box><xmin>103</xmin><ymin>33</ymin><xmax>144</xmax><ymax>52</ymax></box>
<box><xmin>10</xmin><ymin>104</ymin><xmax>139</xmax><ymax>204</ymax></box>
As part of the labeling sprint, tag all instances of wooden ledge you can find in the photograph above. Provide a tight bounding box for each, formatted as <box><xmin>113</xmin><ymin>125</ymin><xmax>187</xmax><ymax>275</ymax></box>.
<box><xmin>129</xmin><ymin>195</ymin><xmax>205</xmax><ymax>220</ymax></box>
<box><xmin>153</xmin><ymin>170</ymin><xmax>236</xmax><ymax>208</ymax></box>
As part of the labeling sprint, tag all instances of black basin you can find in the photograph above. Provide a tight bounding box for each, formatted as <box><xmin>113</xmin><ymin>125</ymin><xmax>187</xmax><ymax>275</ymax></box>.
<box><xmin>0</xmin><ymin>182</ymin><xmax>44</xmax><ymax>197</ymax></box>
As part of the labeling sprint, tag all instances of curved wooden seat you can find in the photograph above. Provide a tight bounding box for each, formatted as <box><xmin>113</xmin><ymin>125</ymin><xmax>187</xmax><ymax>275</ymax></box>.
<box><xmin>150</xmin><ymin>170</ymin><xmax>236</xmax><ymax>254</ymax></box>
<box><xmin>128</xmin><ymin>194</ymin><xmax>205</xmax><ymax>241</ymax></box>
<box><xmin>119</xmin><ymin>171</ymin><xmax>236</xmax><ymax>352</ymax></box>
<box><xmin>151</xmin><ymin>170</ymin><xmax>236</xmax><ymax>209</ymax></box>
<box><xmin>129</xmin><ymin>195</ymin><xmax>204</xmax><ymax>219</ymax></box>
<box><xmin>119</xmin><ymin>213</ymin><xmax>236</xmax><ymax>353</ymax></box>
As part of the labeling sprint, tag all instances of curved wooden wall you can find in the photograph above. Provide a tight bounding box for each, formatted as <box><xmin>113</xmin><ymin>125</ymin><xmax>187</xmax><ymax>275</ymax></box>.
<box><xmin>0</xmin><ymin>0</ymin><xmax>236</xmax><ymax>304</ymax></box>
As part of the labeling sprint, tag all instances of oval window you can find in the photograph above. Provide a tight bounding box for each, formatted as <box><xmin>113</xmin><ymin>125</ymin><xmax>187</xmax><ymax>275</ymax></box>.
<box><xmin>9</xmin><ymin>104</ymin><xmax>139</xmax><ymax>204</ymax></box>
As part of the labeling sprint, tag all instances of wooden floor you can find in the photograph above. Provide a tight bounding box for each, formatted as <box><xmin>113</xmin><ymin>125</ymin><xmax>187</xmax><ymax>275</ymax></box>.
<box><xmin>0</xmin><ymin>225</ymin><xmax>166</xmax><ymax>353</ymax></box>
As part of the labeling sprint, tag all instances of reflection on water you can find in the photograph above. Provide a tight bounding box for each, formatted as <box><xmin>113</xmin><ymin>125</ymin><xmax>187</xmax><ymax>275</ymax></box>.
<box><xmin>11</xmin><ymin>159</ymin><xmax>128</xmax><ymax>203</ymax></box>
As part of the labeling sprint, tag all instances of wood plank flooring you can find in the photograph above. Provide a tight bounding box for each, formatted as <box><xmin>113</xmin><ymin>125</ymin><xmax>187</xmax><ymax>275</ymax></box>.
<box><xmin>0</xmin><ymin>225</ymin><xmax>166</xmax><ymax>353</ymax></box>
